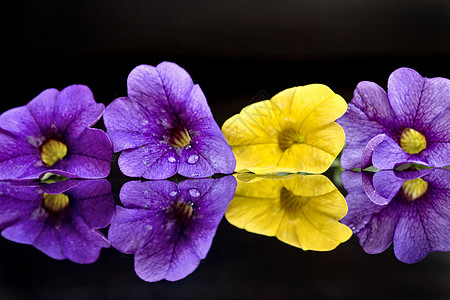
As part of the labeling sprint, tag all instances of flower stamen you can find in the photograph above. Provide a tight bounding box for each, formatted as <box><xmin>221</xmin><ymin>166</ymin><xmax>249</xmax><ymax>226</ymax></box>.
<box><xmin>43</xmin><ymin>193</ymin><xmax>70</xmax><ymax>214</ymax></box>
<box><xmin>41</xmin><ymin>139</ymin><xmax>68</xmax><ymax>166</ymax></box>
<box><xmin>280</xmin><ymin>187</ymin><xmax>308</xmax><ymax>216</ymax></box>
<box><xmin>399</xmin><ymin>128</ymin><xmax>427</xmax><ymax>154</ymax></box>
<box><xmin>171</xmin><ymin>202</ymin><xmax>194</xmax><ymax>227</ymax></box>
<box><xmin>169</xmin><ymin>126</ymin><xmax>191</xmax><ymax>148</ymax></box>
<box><xmin>278</xmin><ymin>129</ymin><xmax>305</xmax><ymax>151</ymax></box>
<box><xmin>401</xmin><ymin>178</ymin><xmax>428</xmax><ymax>201</ymax></box>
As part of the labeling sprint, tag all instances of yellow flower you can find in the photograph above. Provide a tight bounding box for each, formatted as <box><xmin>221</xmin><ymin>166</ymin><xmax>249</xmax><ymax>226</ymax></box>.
<box><xmin>225</xmin><ymin>173</ymin><xmax>352</xmax><ymax>251</ymax></box>
<box><xmin>222</xmin><ymin>85</ymin><xmax>347</xmax><ymax>174</ymax></box>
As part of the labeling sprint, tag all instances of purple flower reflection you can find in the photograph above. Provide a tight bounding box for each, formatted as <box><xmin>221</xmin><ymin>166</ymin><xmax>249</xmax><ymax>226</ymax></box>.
<box><xmin>0</xmin><ymin>85</ymin><xmax>112</xmax><ymax>180</ymax></box>
<box><xmin>108</xmin><ymin>176</ymin><xmax>237</xmax><ymax>282</ymax></box>
<box><xmin>337</xmin><ymin>68</ymin><xmax>450</xmax><ymax>170</ymax></box>
<box><xmin>341</xmin><ymin>169</ymin><xmax>450</xmax><ymax>263</ymax></box>
<box><xmin>0</xmin><ymin>179</ymin><xmax>115</xmax><ymax>264</ymax></box>
<box><xmin>103</xmin><ymin>62</ymin><xmax>236</xmax><ymax>179</ymax></box>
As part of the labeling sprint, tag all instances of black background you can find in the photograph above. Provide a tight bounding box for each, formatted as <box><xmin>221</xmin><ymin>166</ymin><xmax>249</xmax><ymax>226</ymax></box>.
<box><xmin>1</xmin><ymin>1</ymin><xmax>450</xmax><ymax>299</ymax></box>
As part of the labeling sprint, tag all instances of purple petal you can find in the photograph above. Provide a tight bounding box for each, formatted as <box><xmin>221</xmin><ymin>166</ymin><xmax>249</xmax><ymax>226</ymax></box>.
<box><xmin>350</xmin><ymin>81</ymin><xmax>400</xmax><ymax>131</ymax></box>
<box><xmin>181</xmin><ymin>118</ymin><xmax>236</xmax><ymax>177</ymax></box>
<box><xmin>341</xmin><ymin>171</ymin><xmax>400</xmax><ymax>253</ymax></box>
<box><xmin>32</xmin><ymin>221</ymin><xmax>65</xmax><ymax>260</ymax></box>
<box><xmin>0</xmin><ymin>183</ymin><xmax>41</xmax><ymax>228</ymax></box>
<box><xmin>104</xmin><ymin>97</ymin><xmax>164</xmax><ymax>152</ymax></box>
<box><xmin>0</xmin><ymin>104</ymin><xmax>46</xmax><ymax>146</ymax></box>
<box><xmin>119</xmin><ymin>180</ymin><xmax>177</xmax><ymax>208</ymax></box>
<box><xmin>372</xmin><ymin>135</ymin><xmax>425</xmax><ymax>169</ymax></box>
<box><xmin>59</xmin><ymin>218</ymin><xmax>110</xmax><ymax>264</ymax></box>
<box><xmin>52</xmin><ymin>85</ymin><xmax>104</xmax><ymax>140</ymax></box>
<box><xmin>67</xmin><ymin>180</ymin><xmax>115</xmax><ymax>229</ymax></box>
<box><xmin>371</xmin><ymin>171</ymin><xmax>406</xmax><ymax>204</ymax></box>
<box><xmin>0</xmin><ymin>129</ymin><xmax>46</xmax><ymax>180</ymax></box>
<box><xmin>413</xmin><ymin>76</ymin><xmax>450</xmax><ymax>133</ymax></box>
<box><xmin>360</xmin><ymin>134</ymin><xmax>388</xmax><ymax>169</ymax></box>
<box><xmin>337</xmin><ymin>102</ymin><xmax>397</xmax><ymax>169</ymax></box>
<box><xmin>425</xmin><ymin>108</ymin><xmax>450</xmax><ymax>143</ymax></box>
<box><xmin>387</xmin><ymin>68</ymin><xmax>425</xmax><ymax>129</ymax></box>
<box><xmin>118</xmin><ymin>143</ymin><xmax>178</xmax><ymax>179</ymax></box>
<box><xmin>1</xmin><ymin>210</ymin><xmax>47</xmax><ymax>244</ymax></box>
<box><xmin>50</xmin><ymin>128</ymin><xmax>112</xmax><ymax>179</ymax></box>
<box><xmin>108</xmin><ymin>206</ymin><xmax>166</xmax><ymax>254</ymax></box>
<box><xmin>393</xmin><ymin>187</ymin><xmax>450</xmax><ymax>264</ymax></box>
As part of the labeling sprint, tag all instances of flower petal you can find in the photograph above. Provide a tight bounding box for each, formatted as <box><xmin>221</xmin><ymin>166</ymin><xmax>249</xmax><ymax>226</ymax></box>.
<box><xmin>277</xmin><ymin>122</ymin><xmax>345</xmax><ymax>173</ymax></box>
<box><xmin>387</xmin><ymin>67</ymin><xmax>425</xmax><ymax>129</ymax></box>
<box><xmin>103</xmin><ymin>97</ymin><xmax>164</xmax><ymax>152</ymax></box>
<box><xmin>32</xmin><ymin>221</ymin><xmax>65</xmax><ymax>260</ymax></box>
<box><xmin>226</xmin><ymin>174</ymin><xmax>351</xmax><ymax>251</ymax></box>
<box><xmin>53</xmin><ymin>85</ymin><xmax>104</xmax><ymax>140</ymax></box>
<box><xmin>413</xmin><ymin>76</ymin><xmax>450</xmax><ymax>133</ymax></box>
<box><xmin>51</xmin><ymin>128</ymin><xmax>112</xmax><ymax>179</ymax></box>
<box><xmin>271</xmin><ymin>85</ymin><xmax>347</xmax><ymax>132</ymax></box>
<box><xmin>0</xmin><ymin>129</ymin><xmax>46</xmax><ymax>180</ymax></box>
<box><xmin>118</xmin><ymin>143</ymin><xmax>178</xmax><ymax>179</ymax></box>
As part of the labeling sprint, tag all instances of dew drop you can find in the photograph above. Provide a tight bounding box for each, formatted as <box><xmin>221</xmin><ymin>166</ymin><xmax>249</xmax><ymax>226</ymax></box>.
<box><xmin>189</xmin><ymin>188</ymin><xmax>201</xmax><ymax>198</ymax></box>
<box><xmin>167</xmin><ymin>156</ymin><xmax>177</xmax><ymax>163</ymax></box>
<box><xmin>187</xmin><ymin>154</ymin><xmax>199</xmax><ymax>164</ymax></box>
<box><xmin>169</xmin><ymin>191</ymin><xmax>178</xmax><ymax>197</ymax></box>
<box><xmin>184</xmin><ymin>144</ymin><xmax>192</xmax><ymax>150</ymax></box>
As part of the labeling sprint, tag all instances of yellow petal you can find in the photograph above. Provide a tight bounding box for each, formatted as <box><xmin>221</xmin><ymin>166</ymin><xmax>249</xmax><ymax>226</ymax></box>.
<box><xmin>222</xmin><ymin>100</ymin><xmax>281</xmax><ymax>146</ymax></box>
<box><xmin>271</xmin><ymin>85</ymin><xmax>347</xmax><ymax>131</ymax></box>
<box><xmin>221</xmin><ymin>85</ymin><xmax>347</xmax><ymax>174</ymax></box>
<box><xmin>225</xmin><ymin>174</ymin><xmax>352</xmax><ymax>251</ymax></box>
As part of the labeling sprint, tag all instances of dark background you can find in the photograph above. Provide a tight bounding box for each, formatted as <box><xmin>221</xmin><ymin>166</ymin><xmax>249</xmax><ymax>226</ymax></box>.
<box><xmin>1</xmin><ymin>1</ymin><xmax>450</xmax><ymax>299</ymax></box>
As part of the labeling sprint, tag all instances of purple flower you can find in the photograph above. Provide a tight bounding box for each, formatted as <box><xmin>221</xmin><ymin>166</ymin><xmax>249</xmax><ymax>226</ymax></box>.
<box><xmin>341</xmin><ymin>168</ymin><xmax>450</xmax><ymax>263</ymax></box>
<box><xmin>0</xmin><ymin>85</ymin><xmax>112</xmax><ymax>180</ymax></box>
<box><xmin>108</xmin><ymin>176</ymin><xmax>237</xmax><ymax>282</ymax></box>
<box><xmin>337</xmin><ymin>67</ymin><xmax>450</xmax><ymax>170</ymax></box>
<box><xmin>103</xmin><ymin>62</ymin><xmax>236</xmax><ymax>179</ymax></box>
<box><xmin>0</xmin><ymin>179</ymin><xmax>115</xmax><ymax>264</ymax></box>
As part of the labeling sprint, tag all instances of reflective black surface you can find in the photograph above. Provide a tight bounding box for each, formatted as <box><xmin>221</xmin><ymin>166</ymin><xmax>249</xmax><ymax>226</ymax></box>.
<box><xmin>2</xmin><ymin>1</ymin><xmax>450</xmax><ymax>299</ymax></box>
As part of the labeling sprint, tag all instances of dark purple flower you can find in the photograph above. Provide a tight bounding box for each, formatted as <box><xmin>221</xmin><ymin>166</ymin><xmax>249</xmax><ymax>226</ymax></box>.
<box><xmin>341</xmin><ymin>168</ymin><xmax>450</xmax><ymax>263</ymax></box>
<box><xmin>103</xmin><ymin>62</ymin><xmax>236</xmax><ymax>179</ymax></box>
<box><xmin>0</xmin><ymin>85</ymin><xmax>113</xmax><ymax>180</ymax></box>
<box><xmin>108</xmin><ymin>176</ymin><xmax>237</xmax><ymax>282</ymax></box>
<box><xmin>337</xmin><ymin>68</ymin><xmax>450</xmax><ymax>170</ymax></box>
<box><xmin>0</xmin><ymin>179</ymin><xmax>115</xmax><ymax>264</ymax></box>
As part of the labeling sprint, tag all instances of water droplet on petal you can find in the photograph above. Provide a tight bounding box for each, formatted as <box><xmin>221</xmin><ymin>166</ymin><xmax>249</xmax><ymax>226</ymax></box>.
<box><xmin>142</xmin><ymin>155</ymin><xmax>151</xmax><ymax>166</ymax></box>
<box><xmin>169</xmin><ymin>191</ymin><xmax>178</xmax><ymax>197</ymax></box>
<box><xmin>167</xmin><ymin>156</ymin><xmax>177</xmax><ymax>163</ymax></box>
<box><xmin>187</xmin><ymin>154</ymin><xmax>199</xmax><ymax>164</ymax></box>
<box><xmin>189</xmin><ymin>188</ymin><xmax>200</xmax><ymax>198</ymax></box>
<box><xmin>184</xmin><ymin>144</ymin><xmax>192</xmax><ymax>150</ymax></box>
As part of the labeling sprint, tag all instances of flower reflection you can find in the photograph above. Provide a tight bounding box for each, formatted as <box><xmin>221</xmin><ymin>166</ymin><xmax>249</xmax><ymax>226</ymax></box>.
<box><xmin>0</xmin><ymin>179</ymin><xmax>115</xmax><ymax>264</ymax></box>
<box><xmin>341</xmin><ymin>168</ymin><xmax>450</xmax><ymax>263</ymax></box>
<box><xmin>108</xmin><ymin>176</ymin><xmax>237</xmax><ymax>282</ymax></box>
<box><xmin>225</xmin><ymin>174</ymin><xmax>352</xmax><ymax>251</ymax></box>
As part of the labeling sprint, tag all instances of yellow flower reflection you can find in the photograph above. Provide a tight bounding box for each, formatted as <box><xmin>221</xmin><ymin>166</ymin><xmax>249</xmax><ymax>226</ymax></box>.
<box><xmin>225</xmin><ymin>174</ymin><xmax>352</xmax><ymax>251</ymax></box>
<box><xmin>222</xmin><ymin>85</ymin><xmax>347</xmax><ymax>174</ymax></box>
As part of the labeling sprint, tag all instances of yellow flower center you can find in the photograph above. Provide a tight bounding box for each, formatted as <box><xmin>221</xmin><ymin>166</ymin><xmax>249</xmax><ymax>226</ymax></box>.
<box><xmin>278</xmin><ymin>129</ymin><xmax>305</xmax><ymax>151</ymax></box>
<box><xmin>280</xmin><ymin>187</ymin><xmax>307</xmax><ymax>216</ymax></box>
<box><xmin>41</xmin><ymin>139</ymin><xmax>67</xmax><ymax>166</ymax></box>
<box><xmin>169</xmin><ymin>126</ymin><xmax>191</xmax><ymax>148</ymax></box>
<box><xmin>401</xmin><ymin>178</ymin><xmax>428</xmax><ymax>201</ymax></box>
<box><xmin>43</xmin><ymin>193</ymin><xmax>70</xmax><ymax>214</ymax></box>
<box><xmin>399</xmin><ymin>128</ymin><xmax>427</xmax><ymax>154</ymax></box>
